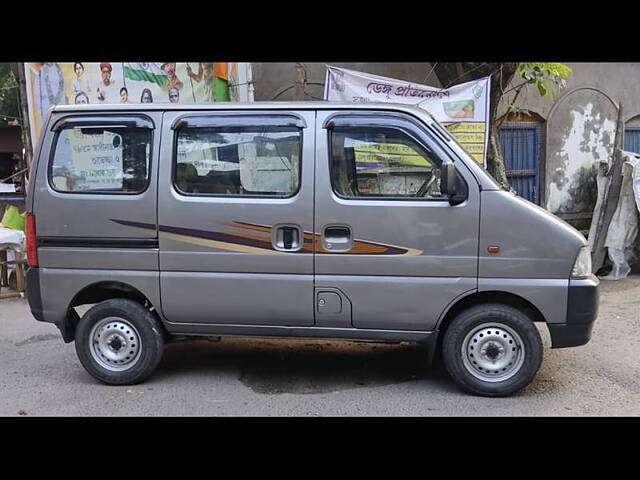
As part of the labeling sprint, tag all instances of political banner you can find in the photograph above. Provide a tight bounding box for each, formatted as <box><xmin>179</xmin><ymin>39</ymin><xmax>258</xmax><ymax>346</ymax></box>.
<box><xmin>24</xmin><ymin>62</ymin><xmax>254</xmax><ymax>148</ymax></box>
<box><xmin>324</xmin><ymin>65</ymin><xmax>490</xmax><ymax>165</ymax></box>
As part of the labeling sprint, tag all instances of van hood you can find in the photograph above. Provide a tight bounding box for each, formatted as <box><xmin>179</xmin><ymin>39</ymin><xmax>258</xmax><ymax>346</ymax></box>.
<box><xmin>478</xmin><ymin>190</ymin><xmax>586</xmax><ymax>279</ymax></box>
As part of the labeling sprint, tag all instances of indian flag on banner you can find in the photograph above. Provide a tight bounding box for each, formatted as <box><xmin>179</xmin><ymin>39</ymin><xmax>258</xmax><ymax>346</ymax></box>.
<box><xmin>123</xmin><ymin>63</ymin><xmax>167</xmax><ymax>86</ymax></box>
<box><xmin>214</xmin><ymin>63</ymin><xmax>230</xmax><ymax>101</ymax></box>
<box><xmin>120</xmin><ymin>62</ymin><xmax>230</xmax><ymax>104</ymax></box>
<box><xmin>122</xmin><ymin>63</ymin><xmax>168</xmax><ymax>104</ymax></box>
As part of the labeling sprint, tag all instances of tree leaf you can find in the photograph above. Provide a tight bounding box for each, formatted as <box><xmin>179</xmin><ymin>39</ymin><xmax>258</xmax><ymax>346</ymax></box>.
<box><xmin>537</xmin><ymin>82</ymin><xmax>547</xmax><ymax>97</ymax></box>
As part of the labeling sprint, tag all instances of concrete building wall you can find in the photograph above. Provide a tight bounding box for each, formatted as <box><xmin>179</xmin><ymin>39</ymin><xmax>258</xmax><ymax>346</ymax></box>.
<box><xmin>498</xmin><ymin>63</ymin><xmax>640</xmax><ymax>121</ymax></box>
<box><xmin>251</xmin><ymin>63</ymin><xmax>440</xmax><ymax>102</ymax></box>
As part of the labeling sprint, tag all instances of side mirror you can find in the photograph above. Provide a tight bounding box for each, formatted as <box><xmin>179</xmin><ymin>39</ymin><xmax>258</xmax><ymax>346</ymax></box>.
<box><xmin>440</xmin><ymin>160</ymin><xmax>457</xmax><ymax>197</ymax></box>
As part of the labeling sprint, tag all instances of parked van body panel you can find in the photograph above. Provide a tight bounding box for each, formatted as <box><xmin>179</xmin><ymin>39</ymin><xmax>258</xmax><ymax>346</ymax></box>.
<box><xmin>161</xmin><ymin>319</ymin><xmax>435</xmax><ymax>343</ymax></box>
<box><xmin>477</xmin><ymin>277</ymin><xmax>569</xmax><ymax>325</ymax></box>
<box><xmin>313</xmin><ymin>110</ymin><xmax>481</xmax><ymax>331</ymax></box>
<box><xmin>157</xmin><ymin>110</ymin><xmax>316</xmax><ymax>326</ymax></box>
<box><xmin>161</xmin><ymin>273</ymin><xmax>313</xmax><ymax>326</ymax></box>
<box><xmin>38</xmin><ymin>268</ymin><xmax>161</xmax><ymax>326</ymax></box>
<box><xmin>479</xmin><ymin>190</ymin><xmax>586</xmax><ymax>279</ymax></box>
<box><xmin>37</xmin><ymin>248</ymin><xmax>158</xmax><ymax>271</ymax></box>
<box><xmin>33</xmin><ymin>112</ymin><xmax>161</xmax><ymax>244</ymax></box>
<box><xmin>25</xmin><ymin>109</ymin><xmax>51</xmax><ymax>213</ymax></box>
<box><xmin>28</xmin><ymin>109</ymin><xmax>163</xmax><ymax>327</ymax></box>
<box><xmin>316</xmin><ymin>275</ymin><xmax>476</xmax><ymax>331</ymax></box>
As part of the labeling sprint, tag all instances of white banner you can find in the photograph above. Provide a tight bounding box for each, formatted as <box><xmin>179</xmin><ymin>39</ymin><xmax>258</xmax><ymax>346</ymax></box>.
<box><xmin>69</xmin><ymin>130</ymin><xmax>123</xmax><ymax>190</ymax></box>
<box><xmin>324</xmin><ymin>65</ymin><xmax>490</xmax><ymax>165</ymax></box>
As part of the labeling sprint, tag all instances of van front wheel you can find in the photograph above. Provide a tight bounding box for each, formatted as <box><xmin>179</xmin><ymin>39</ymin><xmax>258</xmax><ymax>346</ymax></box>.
<box><xmin>75</xmin><ymin>299</ymin><xmax>164</xmax><ymax>385</ymax></box>
<box><xmin>442</xmin><ymin>303</ymin><xmax>543</xmax><ymax>397</ymax></box>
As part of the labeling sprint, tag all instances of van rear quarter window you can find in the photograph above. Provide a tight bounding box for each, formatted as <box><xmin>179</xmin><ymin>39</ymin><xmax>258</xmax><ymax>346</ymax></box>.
<box><xmin>50</xmin><ymin>126</ymin><xmax>151</xmax><ymax>193</ymax></box>
<box><xmin>174</xmin><ymin>126</ymin><xmax>301</xmax><ymax>197</ymax></box>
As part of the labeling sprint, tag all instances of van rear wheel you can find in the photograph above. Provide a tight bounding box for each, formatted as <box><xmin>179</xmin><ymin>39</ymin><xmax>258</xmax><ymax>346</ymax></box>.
<box><xmin>441</xmin><ymin>303</ymin><xmax>543</xmax><ymax>397</ymax></box>
<box><xmin>75</xmin><ymin>299</ymin><xmax>164</xmax><ymax>385</ymax></box>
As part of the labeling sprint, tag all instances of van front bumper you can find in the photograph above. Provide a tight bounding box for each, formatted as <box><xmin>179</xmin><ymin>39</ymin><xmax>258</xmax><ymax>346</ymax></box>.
<box><xmin>547</xmin><ymin>275</ymin><xmax>599</xmax><ymax>348</ymax></box>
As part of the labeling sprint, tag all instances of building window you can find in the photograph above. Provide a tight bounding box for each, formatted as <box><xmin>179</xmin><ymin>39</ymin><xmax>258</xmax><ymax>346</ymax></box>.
<box><xmin>499</xmin><ymin>122</ymin><xmax>541</xmax><ymax>204</ymax></box>
<box><xmin>624</xmin><ymin>126</ymin><xmax>640</xmax><ymax>153</ymax></box>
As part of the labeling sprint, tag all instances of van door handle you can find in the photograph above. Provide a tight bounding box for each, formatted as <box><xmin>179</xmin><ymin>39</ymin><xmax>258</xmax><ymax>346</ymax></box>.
<box><xmin>322</xmin><ymin>225</ymin><xmax>353</xmax><ymax>252</ymax></box>
<box><xmin>272</xmin><ymin>225</ymin><xmax>302</xmax><ymax>252</ymax></box>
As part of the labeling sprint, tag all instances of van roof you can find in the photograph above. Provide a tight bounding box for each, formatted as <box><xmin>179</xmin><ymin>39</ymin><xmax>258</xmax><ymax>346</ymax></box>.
<box><xmin>51</xmin><ymin>101</ymin><xmax>437</xmax><ymax>122</ymax></box>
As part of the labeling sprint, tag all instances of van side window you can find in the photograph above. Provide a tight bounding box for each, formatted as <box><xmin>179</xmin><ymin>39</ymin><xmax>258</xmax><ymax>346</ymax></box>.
<box><xmin>330</xmin><ymin>126</ymin><xmax>445</xmax><ymax>199</ymax></box>
<box><xmin>50</xmin><ymin>127</ymin><xmax>151</xmax><ymax>193</ymax></box>
<box><xmin>174</xmin><ymin>126</ymin><xmax>301</xmax><ymax>197</ymax></box>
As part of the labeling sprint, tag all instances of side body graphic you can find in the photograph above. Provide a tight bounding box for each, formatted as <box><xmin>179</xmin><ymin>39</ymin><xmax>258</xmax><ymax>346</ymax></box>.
<box><xmin>110</xmin><ymin>219</ymin><xmax>423</xmax><ymax>256</ymax></box>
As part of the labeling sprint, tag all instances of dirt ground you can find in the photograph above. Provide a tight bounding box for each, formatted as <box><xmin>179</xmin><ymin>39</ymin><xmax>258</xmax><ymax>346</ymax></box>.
<box><xmin>0</xmin><ymin>275</ymin><xmax>638</xmax><ymax>416</ymax></box>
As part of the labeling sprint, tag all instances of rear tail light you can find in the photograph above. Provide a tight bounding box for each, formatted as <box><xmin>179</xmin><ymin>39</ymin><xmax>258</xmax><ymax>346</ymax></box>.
<box><xmin>25</xmin><ymin>213</ymin><xmax>38</xmax><ymax>267</ymax></box>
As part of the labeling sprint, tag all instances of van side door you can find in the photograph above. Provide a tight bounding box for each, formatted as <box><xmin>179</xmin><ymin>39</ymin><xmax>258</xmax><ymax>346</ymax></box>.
<box><xmin>157</xmin><ymin>110</ymin><xmax>316</xmax><ymax>327</ymax></box>
<box><xmin>314</xmin><ymin>110</ymin><xmax>480</xmax><ymax>331</ymax></box>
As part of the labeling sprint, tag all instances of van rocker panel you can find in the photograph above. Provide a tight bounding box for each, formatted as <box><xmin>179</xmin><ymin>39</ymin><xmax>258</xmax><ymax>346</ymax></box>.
<box><xmin>162</xmin><ymin>322</ymin><xmax>435</xmax><ymax>344</ymax></box>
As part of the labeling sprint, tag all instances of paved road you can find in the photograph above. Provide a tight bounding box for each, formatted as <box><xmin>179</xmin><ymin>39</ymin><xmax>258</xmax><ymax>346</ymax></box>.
<box><xmin>1</xmin><ymin>277</ymin><xmax>639</xmax><ymax>416</ymax></box>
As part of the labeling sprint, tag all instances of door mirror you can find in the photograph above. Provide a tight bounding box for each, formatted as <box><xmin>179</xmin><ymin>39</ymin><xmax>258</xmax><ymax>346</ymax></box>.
<box><xmin>440</xmin><ymin>160</ymin><xmax>457</xmax><ymax>197</ymax></box>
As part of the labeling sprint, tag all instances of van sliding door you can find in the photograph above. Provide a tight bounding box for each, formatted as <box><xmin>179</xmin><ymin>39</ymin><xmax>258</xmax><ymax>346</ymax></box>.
<box><xmin>157</xmin><ymin>111</ymin><xmax>316</xmax><ymax>328</ymax></box>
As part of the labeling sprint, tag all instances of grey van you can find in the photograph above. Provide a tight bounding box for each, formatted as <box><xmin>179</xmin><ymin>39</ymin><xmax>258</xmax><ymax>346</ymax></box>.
<box><xmin>25</xmin><ymin>102</ymin><xmax>598</xmax><ymax>396</ymax></box>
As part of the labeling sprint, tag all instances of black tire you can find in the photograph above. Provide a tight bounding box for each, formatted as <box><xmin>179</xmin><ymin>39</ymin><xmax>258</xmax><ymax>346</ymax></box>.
<box><xmin>441</xmin><ymin>303</ymin><xmax>543</xmax><ymax>397</ymax></box>
<box><xmin>75</xmin><ymin>299</ymin><xmax>164</xmax><ymax>385</ymax></box>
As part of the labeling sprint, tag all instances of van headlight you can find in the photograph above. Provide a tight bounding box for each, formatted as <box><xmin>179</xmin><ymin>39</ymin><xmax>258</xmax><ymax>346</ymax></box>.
<box><xmin>571</xmin><ymin>246</ymin><xmax>592</xmax><ymax>278</ymax></box>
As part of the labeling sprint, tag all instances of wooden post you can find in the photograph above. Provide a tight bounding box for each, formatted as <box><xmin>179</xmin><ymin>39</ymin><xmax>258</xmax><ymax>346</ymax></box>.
<box><xmin>0</xmin><ymin>249</ymin><xmax>7</xmax><ymax>287</ymax></box>
<box><xmin>11</xmin><ymin>63</ymin><xmax>33</xmax><ymax>179</ymax></box>
<box><xmin>15</xmin><ymin>250</ymin><xmax>24</xmax><ymax>292</ymax></box>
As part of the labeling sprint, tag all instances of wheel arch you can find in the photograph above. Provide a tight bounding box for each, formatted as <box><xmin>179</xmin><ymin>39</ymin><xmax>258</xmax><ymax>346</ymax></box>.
<box><xmin>61</xmin><ymin>281</ymin><xmax>159</xmax><ymax>343</ymax></box>
<box><xmin>436</xmin><ymin>290</ymin><xmax>546</xmax><ymax>342</ymax></box>
<box><xmin>70</xmin><ymin>280</ymin><xmax>155</xmax><ymax>309</ymax></box>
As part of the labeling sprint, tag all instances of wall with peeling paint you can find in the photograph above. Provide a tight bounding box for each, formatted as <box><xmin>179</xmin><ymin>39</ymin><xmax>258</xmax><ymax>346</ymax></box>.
<box><xmin>546</xmin><ymin>97</ymin><xmax>617</xmax><ymax>215</ymax></box>
<box><xmin>499</xmin><ymin>63</ymin><xmax>640</xmax><ymax>227</ymax></box>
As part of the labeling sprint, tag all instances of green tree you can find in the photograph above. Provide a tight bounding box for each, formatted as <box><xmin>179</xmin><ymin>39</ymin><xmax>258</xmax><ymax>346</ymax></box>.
<box><xmin>433</xmin><ymin>63</ymin><xmax>572</xmax><ymax>186</ymax></box>
<box><xmin>0</xmin><ymin>63</ymin><xmax>20</xmax><ymax>126</ymax></box>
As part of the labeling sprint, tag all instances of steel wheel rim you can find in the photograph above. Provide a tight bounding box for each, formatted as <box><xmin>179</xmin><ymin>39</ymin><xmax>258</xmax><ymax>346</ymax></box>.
<box><xmin>89</xmin><ymin>317</ymin><xmax>142</xmax><ymax>372</ymax></box>
<box><xmin>461</xmin><ymin>322</ymin><xmax>525</xmax><ymax>383</ymax></box>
